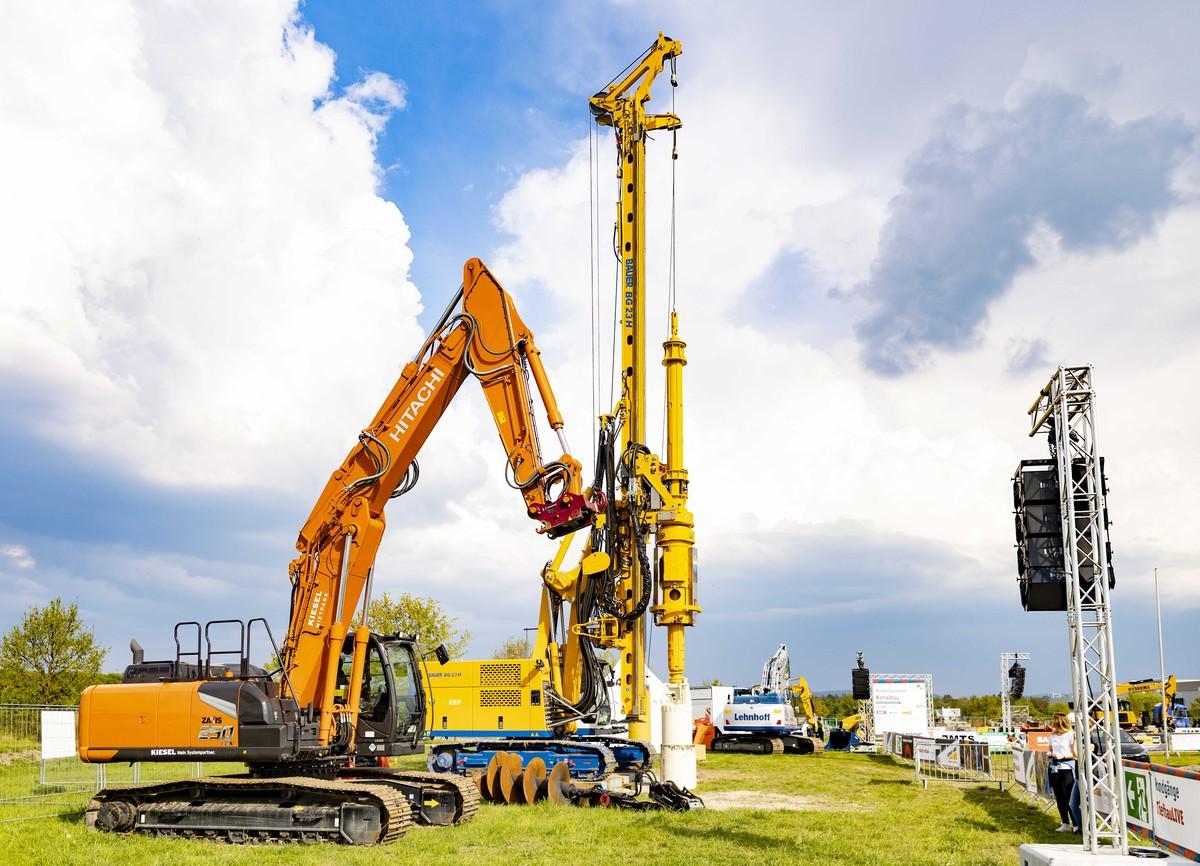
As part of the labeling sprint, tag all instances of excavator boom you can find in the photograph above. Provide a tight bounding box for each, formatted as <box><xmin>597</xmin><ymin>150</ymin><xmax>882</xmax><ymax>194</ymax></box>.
<box><xmin>283</xmin><ymin>258</ymin><xmax>593</xmax><ymax>727</ymax></box>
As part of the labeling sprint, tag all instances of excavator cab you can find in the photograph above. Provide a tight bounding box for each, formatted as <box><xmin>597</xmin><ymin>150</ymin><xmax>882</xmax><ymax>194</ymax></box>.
<box><xmin>338</xmin><ymin>633</ymin><xmax>429</xmax><ymax>758</ymax></box>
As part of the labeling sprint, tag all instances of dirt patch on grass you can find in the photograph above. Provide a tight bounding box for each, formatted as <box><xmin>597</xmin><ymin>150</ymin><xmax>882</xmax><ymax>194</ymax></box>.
<box><xmin>701</xmin><ymin>789</ymin><xmax>864</xmax><ymax>812</ymax></box>
<box><xmin>0</xmin><ymin>749</ymin><xmax>39</xmax><ymax>765</ymax></box>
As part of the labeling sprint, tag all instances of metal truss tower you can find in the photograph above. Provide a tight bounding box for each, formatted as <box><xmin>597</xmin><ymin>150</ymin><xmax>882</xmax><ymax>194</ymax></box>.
<box><xmin>1000</xmin><ymin>652</ymin><xmax>1030</xmax><ymax>734</ymax></box>
<box><xmin>1027</xmin><ymin>366</ymin><xmax>1126</xmax><ymax>854</ymax></box>
<box><xmin>857</xmin><ymin>699</ymin><xmax>874</xmax><ymax>744</ymax></box>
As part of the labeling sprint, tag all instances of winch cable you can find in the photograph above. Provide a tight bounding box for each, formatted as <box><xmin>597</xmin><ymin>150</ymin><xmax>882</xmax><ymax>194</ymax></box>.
<box><xmin>662</xmin><ymin>59</ymin><xmax>679</xmax><ymax>458</ymax></box>
<box><xmin>589</xmin><ymin>116</ymin><xmax>598</xmax><ymax>470</ymax></box>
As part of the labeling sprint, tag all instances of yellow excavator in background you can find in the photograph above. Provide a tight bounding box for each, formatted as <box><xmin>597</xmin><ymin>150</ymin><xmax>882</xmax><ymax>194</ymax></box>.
<box><xmin>77</xmin><ymin>259</ymin><xmax>598</xmax><ymax>845</ymax></box>
<box><xmin>789</xmin><ymin>677</ymin><xmax>821</xmax><ymax>736</ymax></box>
<box><xmin>1092</xmin><ymin>675</ymin><xmax>1181</xmax><ymax>730</ymax></box>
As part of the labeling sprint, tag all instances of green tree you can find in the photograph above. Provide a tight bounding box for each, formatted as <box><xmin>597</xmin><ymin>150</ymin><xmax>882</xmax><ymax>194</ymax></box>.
<box><xmin>0</xmin><ymin>599</ymin><xmax>108</xmax><ymax>704</ymax></box>
<box><xmin>813</xmin><ymin>693</ymin><xmax>858</xmax><ymax>719</ymax></box>
<box><xmin>1189</xmin><ymin>696</ymin><xmax>1200</xmax><ymax>723</ymax></box>
<box><xmin>492</xmin><ymin>635</ymin><xmax>533</xmax><ymax>659</ymax></box>
<box><xmin>260</xmin><ymin>592</ymin><xmax>472</xmax><ymax>670</ymax></box>
<box><xmin>362</xmin><ymin>592</ymin><xmax>471</xmax><ymax>658</ymax></box>
<box><xmin>1127</xmin><ymin>692</ymin><xmax>1163</xmax><ymax>718</ymax></box>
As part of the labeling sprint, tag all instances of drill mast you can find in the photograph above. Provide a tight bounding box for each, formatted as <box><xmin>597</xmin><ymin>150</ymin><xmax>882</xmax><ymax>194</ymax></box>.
<box><xmin>589</xmin><ymin>33</ymin><xmax>698</xmax><ymax>744</ymax></box>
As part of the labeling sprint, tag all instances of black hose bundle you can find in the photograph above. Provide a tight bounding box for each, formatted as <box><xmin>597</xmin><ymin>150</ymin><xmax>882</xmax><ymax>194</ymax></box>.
<box><xmin>589</xmin><ymin>423</ymin><xmax>652</xmax><ymax>623</ymax></box>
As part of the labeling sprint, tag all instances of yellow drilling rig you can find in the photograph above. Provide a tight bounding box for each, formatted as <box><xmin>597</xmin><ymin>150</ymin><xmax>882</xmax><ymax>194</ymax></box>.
<box><xmin>424</xmin><ymin>33</ymin><xmax>701</xmax><ymax>794</ymax></box>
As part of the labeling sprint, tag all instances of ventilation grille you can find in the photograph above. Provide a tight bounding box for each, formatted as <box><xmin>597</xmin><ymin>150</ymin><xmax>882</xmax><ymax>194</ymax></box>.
<box><xmin>480</xmin><ymin>663</ymin><xmax>521</xmax><ymax>687</ymax></box>
<box><xmin>480</xmin><ymin>689</ymin><xmax>522</xmax><ymax>707</ymax></box>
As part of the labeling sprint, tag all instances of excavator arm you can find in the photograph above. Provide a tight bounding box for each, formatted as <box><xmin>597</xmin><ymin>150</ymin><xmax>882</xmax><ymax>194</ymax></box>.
<box><xmin>282</xmin><ymin>258</ymin><xmax>594</xmax><ymax>745</ymax></box>
<box><xmin>789</xmin><ymin>677</ymin><xmax>818</xmax><ymax>729</ymax></box>
<box><xmin>760</xmin><ymin>643</ymin><xmax>791</xmax><ymax>695</ymax></box>
<box><xmin>1115</xmin><ymin>676</ymin><xmax>1177</xmax><ymax>700</ymax></box>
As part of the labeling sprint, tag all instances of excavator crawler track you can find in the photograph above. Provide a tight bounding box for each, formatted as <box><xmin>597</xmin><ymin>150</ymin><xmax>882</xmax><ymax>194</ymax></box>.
<box><xmin>86</xmin><ymin>775</ymin><xmax>412</xmax><ymax>845</ymax></box>
<box><xmin>711</xmin><ymin>736</ymin><xmax>785</xmax><ymax>755</ymax></box>
<box><xmin>339</xmin><ymin>767</ymin><xmax>480</xmax><ymax>826</ymax></box>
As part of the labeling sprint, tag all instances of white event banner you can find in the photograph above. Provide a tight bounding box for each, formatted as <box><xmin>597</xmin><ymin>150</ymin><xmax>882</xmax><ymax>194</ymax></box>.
<box><xmin>936</xmin><ymin>742</ymin><xmax>961</xmax><ymax>769</ymax></box>
<box><xmin>40</xmin><ymin>710</ymin><xmax>76</xmax><ymax>760</ymax></box>
<box><xmin>1170</xmin><ymin>731</ymin><xmax>1200</xmax><ymax>751</ymax></box>
<box><xmin>1123</xmin><ymin>762</ymin><xmax>1200</xmax><ymax>861</ymax></box>
<box><xmin>872</xmin><ymin>679</ymin><xmax>930</xmax><ymax>736</ymax></box>
<box><xmin>1013</xmin><ymin>747</ymin><xmax>1028</xmax><ymax>788</ymax></box>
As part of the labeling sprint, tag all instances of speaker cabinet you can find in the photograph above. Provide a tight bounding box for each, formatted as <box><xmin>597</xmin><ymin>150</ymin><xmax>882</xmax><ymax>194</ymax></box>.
<box><xmin>851</xmin><ymin>668</ymin><xmax>871</xmax><ymax>700</ymax></box>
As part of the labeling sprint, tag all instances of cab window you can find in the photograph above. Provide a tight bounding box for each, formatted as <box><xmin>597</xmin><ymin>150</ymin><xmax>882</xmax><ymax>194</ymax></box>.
<box><xmin>391</xmin><ymin>650</ymin><xmax>420</xmax><ymax>738</ymax></box>
<box><xmin>362</xmin><ymin>644</ymin><xmax>391</xmax><ymax>722</ymax></box>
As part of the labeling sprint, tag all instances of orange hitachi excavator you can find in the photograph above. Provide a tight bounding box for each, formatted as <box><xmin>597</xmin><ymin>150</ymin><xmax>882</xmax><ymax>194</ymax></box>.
<box><xmin>77</xmin><ymin>258</ymin><xmax>598</xmax><ymax>845</ymax></box>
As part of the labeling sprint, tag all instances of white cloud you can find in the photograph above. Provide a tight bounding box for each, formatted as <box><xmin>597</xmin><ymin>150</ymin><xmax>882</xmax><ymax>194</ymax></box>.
<box><xmin>0</xmin><ymin>1</ymin><xmax>421</xmax><ymax>490</ymax></box>
<box><xmin>0</xmin><ymin>0</ymin><xmax>591</xmax><ymax>661</ymax></box>
<box><xmin>344</xmin><ymin>72</ymin><xmax>407</xmax><ymax>116</ymax></box>
<box><xmin>486</xmin><ymin>6</ymin><xmax>1200</xmax><ymax>653</ymax></box>
<box><xmin>2</xmin><ymin>544</ymin><xmax>35</xmax><ymax>569</ymax></box>
<box><xmin>3</xmin><ymin>3</ymin><xmax>1199</xmax><ymax>688</ymax></box>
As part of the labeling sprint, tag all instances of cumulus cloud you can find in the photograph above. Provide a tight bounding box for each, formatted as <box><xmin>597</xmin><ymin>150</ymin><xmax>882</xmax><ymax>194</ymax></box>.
<box><xmin>485</xmin><ymin>20</ymin><xmax>1200</xmax><ymax>690</ymax></box>
<box><xmin>855</xmin><ymin>86</ymin><xmax>1196</xmax><ymax>375</ymax></box>
<box><xmin>0</xmin><ymin>2</ymin><xmax>587</xmax><ymax>660</ymax></box>
<box><xmin>342</xmin><ymin>71</ymin><xmax>408</xmax><ymax>133</ymax></box>
<box><xmin>0</xmin><ymin>1</ymin><xmax>421</xmax><ymax>489</ymax></box>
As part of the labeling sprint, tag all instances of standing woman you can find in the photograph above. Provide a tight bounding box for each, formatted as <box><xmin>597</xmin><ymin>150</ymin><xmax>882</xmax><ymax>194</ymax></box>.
<box><xmin>1047</xmin><ymin>712</ymin><xmax>1078</xmax><ymax>832</ymax></box>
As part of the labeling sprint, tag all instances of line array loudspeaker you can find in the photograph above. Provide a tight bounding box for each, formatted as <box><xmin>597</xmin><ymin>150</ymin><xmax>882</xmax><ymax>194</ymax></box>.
<box><xmin>851</xmin><ymin>668</ymin><xmax>870</xmax><ymax>701</ymax></box>
<box><xmin>1013</xmin><ymin>460</ymin><xmax>1067</xmax><ymax>611</ymax></box>
<box><xmin>1011</xmin><ymin>459</ymin><xmax>1117</xmax><ymax>612</ymax></box>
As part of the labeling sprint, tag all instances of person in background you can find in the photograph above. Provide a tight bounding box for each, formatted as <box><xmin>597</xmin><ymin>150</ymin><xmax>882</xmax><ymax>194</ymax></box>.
<box><xmin>1047</xmin><ymin>712</ymin><xmax>1078</xmax><ymax>832</ymax></box>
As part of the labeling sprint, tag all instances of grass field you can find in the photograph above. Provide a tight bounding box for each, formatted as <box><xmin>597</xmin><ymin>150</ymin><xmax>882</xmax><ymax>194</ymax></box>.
<box><xmin>1150</xmin><ymin>751</ymin><xmax>1200</xmax><ymax>768</ymax></box>
<box><xmin>0</xmin><ymin>733</ymin><xmax>37</xmax><ymax>756</ymax></box>
<box><xmin>0</xmin><ymin>750</ymin><xmax>1076</xmax><ymax>866</ymax></box>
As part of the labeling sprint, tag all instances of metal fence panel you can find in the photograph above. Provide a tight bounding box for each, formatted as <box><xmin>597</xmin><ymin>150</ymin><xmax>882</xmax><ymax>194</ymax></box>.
<box><xmin>880</xmin><ymin>730</ymin><xmax>1012</xmax><ymax>789</ymax></box>
<box><xmin>0</xmin><ymin>703</ymin><xmax>229</xmax><ymax>823</ymax></box>
<box><xmin>914</xmin><ymin>738</ymin><xmax>1011</xmax><ymax>789</ymax></box>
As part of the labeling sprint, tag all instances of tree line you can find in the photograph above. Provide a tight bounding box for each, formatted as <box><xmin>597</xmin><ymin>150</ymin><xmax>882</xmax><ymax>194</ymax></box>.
<box><xmin>708</xmin><ymin>683</ymin><xmax>1200</xmax><ymax>724</ymax></box>
<box><xmin>10</xmin><ymin>598</ymin><xmax>1196</xmax><ymax>720</ymax></box>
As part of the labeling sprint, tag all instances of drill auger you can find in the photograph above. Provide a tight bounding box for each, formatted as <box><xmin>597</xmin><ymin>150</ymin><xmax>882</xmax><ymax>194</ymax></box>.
<box><xmin>472</xmin><ymin>752</ymin><xmax>703</xmax><ymax>811</ymax></box>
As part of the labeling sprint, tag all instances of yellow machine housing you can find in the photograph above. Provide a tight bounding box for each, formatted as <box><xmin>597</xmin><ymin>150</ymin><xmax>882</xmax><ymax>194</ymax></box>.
<box><xmin>425</xmin><ymin>659</ymin><xmax>552</xmax><ymax>738</ymax></box>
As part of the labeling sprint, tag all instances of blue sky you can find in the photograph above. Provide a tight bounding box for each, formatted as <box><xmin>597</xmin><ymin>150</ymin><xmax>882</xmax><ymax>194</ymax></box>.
<box><xmin>3</xmin><ymin>1</ymin><xmax>1199</xmax><ymax>699</ymax></box>
<box><xmin>300</xmin><ymin>0</ymin><xmax>638</xmax><ymax>327</ymax></box>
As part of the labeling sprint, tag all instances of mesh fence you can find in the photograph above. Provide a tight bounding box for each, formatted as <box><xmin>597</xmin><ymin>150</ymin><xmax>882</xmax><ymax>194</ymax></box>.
<box><xmin>0</xmin><ymin>704</ymin><xmax>239</xmax><ymax>823</ymax></box>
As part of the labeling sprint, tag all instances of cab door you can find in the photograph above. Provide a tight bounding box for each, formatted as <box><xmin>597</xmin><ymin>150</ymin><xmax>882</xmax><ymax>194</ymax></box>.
<box><xmin>384</xmin><ymin>640</ymin><xmax>424</xmax><ymax>754</ymax></box>
<box><xmin>352</xmin><ymin>638</ymin><xmax>396</xmax><ymax>758</ymax></box>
